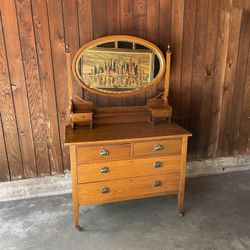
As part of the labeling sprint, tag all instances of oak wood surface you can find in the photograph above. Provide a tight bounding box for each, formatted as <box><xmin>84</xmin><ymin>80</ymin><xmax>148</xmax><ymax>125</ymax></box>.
<box><xmin>77</xmin><ymin>143</ymin><xmax>131</xmax><ymax>164</ymax></box>
<box><xmin>133</xmin><ymin>138</ymin><xmax>182</xmax><ymax>157</ymax></box>
<box><xmin>65</xmin><ymin>122</ymin><xmax>191</xmax><ymax>145</ymax></box>
<box><xmin>77</xmin><ymin>155</ymin><xmax>181</xmax><ymax>184</ymax></box>
<box><xmin>78</xmin><ymin>173</ymin><xmax>180</xmax><ymax>206</ymax></box>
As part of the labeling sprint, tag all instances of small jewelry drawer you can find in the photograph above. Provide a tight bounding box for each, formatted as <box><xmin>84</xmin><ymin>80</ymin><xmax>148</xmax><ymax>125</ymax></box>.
<box><xmin>78</xmin><ymin>174</ymin><xmax>180</xmax><ymax>206</ymax></box>
<box><xmin>133</xmin><ymin>139</ymin><xmax>182</xmax><ymax>157</ymax></box>
<box><xmin>76</xmin><ymin>143</ymin><xmax>131</xmax><ymax>164</ymax></box>
<box><xmin>77</xmin><ymin>155</ymin><xmax>181</xmax><ymax>183</ymax></box>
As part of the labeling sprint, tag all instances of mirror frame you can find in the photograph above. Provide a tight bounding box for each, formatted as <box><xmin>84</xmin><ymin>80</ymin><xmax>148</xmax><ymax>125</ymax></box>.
<box><xmin>72</xmin><ymin>35</ymin><xmax>166</xmax><ymax>97</ymax></box>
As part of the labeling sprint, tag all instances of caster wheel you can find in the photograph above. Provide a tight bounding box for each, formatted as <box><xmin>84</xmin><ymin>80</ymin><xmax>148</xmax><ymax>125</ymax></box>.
<box><xmin>75</xmin><ymin>225</ymin><xmax>84</xmax><ymax>231</ymax></box>
<box><xmin>178</xmin><ymin>212</ymin><xmax>185</xmax><ymax>217</ymax></box>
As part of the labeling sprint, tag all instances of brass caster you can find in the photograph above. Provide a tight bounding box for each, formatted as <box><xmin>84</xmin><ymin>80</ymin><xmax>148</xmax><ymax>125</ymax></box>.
<box><xmin>178</xmin><ymin>212</ymin><xmax>185</xmax><ymax>217</ymax></box>
<box><xmin>75</xmin><ymin>225</ymin><xmax>84</xmax><ymax>231</ymax></box>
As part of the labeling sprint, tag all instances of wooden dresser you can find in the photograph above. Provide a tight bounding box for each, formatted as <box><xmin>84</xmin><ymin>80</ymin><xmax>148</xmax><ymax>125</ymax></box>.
<box><xmin>65</xmin><ymin>122</ymin><xmax>191</xmax><ymax>230</ymax></box>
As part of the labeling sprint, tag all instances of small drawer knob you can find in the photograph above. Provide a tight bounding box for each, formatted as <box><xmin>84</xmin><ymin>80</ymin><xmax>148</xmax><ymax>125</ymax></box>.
<box><xmin>154</xmin><ymin>180</ymin><xmax>162</xmax><ymax>187</ymax></box>
<box><xmin>101</xmin><ymin>186</ymin><xmax>110</xmax><ymax>194</ymax></box>
<box><xmin>100</xmin><ymin>148</ymin><xmax>109</xmax><ymax>156</ymax></box>
<box><xmin>154</xmin><ymin>144</ymin><xmax>163</xmax><ymax>151</ymax></box>
<box><xmin>154</xmin><ymin>161</ymin><xmax>162</xmax><ymax>168</ymax></box>
<box><xmin>100</xmin><ymin>166</ymin><xmax>109</xmax><ymax>174</ymax></box>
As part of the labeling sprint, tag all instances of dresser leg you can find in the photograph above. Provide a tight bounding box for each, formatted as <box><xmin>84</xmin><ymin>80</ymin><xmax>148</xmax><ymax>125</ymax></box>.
<box><xmin>178</xmin><ymin>191</ymin><xmax>185</xmax><ymax>216</ymax></box>
<box><xmin>73</xmin><ymin>205</ymin><xmax>83</xmax><ymax>231</ymax></box>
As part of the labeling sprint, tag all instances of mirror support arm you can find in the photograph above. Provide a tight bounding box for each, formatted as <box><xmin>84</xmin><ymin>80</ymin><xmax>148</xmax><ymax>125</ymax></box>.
<box><xmin>164</xmin><ymin>44</ymin><xmax>171</xmax><ymax>102</ymax></box>
<box><xmin>66</xmin><ymin>44</ymin><xmax>73</xmax><ymax>126</ymax></box>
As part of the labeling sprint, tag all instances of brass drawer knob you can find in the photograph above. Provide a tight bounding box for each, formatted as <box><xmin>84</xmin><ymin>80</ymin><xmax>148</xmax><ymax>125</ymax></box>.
<box><xmin>154</xmin><ymin>180</ymin><xmax>162</xmax><ymax>187</ymax></box>
<box><xmin>100</xmin><ymin>166</ymin><xmax>109</xmax><ymax>174</ymax></box>
<box><xmin>154</xmin><ymin>161</ymin><xmax>162</xmax><ymax>168</ymax></box>
<box><xmin>101</xmin><ymin>187</ymin><xmax>110</xmax><ymax>194</ymax></box>
<box><xmin>100</xmin><ymin>148</ymin><xmax>109</xmax><ymax>156</ymax></box>
<box><xmin>154</xmin><ymin>144</ymin><xmax>163</xmax><ymax>151</ymax></box>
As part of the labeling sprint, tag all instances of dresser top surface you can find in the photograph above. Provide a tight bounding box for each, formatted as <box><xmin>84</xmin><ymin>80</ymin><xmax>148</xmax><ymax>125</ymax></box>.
<box><xmin>65</xmin><ymin>122</ymin><xmax>191</xmax><ymax>145</ymax></box>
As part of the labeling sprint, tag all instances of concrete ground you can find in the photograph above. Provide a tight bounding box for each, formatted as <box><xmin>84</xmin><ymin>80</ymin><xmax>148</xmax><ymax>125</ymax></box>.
<box><xmin>0</xmin><ymin>171</ymin><xmax>249</xmax><ymax>250</ymax></box>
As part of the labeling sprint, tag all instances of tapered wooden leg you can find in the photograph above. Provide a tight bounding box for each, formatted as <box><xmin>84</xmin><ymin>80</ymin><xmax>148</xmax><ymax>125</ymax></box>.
<box><xmin>178</xmin><ymin>137</ymin><xmax>188</xmax><ymax>217</ymax></box>
<box><xmin>70</xmin><ymin>145</ymin><xmax>83</xmax><ymax>231</ymax></box>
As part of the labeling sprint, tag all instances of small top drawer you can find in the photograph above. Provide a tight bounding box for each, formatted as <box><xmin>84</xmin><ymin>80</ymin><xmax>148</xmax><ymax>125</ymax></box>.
<box><xmin>77</xmin><ymin>143</ymin><xmax>131</xmax><ymax>164</ymax></box>
<box><xmin>133</xmin><ymin>139</ymin><xmax>182</xmax><ymax>157</ymax></box>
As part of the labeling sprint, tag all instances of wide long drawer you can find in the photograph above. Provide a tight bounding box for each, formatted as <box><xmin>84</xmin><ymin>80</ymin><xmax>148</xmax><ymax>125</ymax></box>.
<box><xmin>76</xmin><ymin>143</ymin><xmax>131</xmax><ymax>164</ymax></box>
<box><xmin>133</xmin><ymin>138</ymin><xmax>182</xmax><ymax>157</ymax></box>
<box><xmin>78</xmin><ymin>174</ymin><xmax>180</xmax><ymax>205</ymax></box>
<box><xmin>77</xmin><ymin>155</ymin><xmax>181</xmax><ymax>183</ymax></box>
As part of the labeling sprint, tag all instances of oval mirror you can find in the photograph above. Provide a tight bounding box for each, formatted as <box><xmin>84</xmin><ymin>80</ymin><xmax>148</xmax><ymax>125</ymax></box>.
<box><xmin>72</xmin><ymin>35</ymin><xmax>165</xmax><ymax>97</ymax></box>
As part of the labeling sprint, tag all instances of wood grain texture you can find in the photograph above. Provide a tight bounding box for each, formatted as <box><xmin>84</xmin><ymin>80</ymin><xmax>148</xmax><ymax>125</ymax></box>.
<box><xmin>0</xmin><ymin>12</ymin><xmax>23</xmax><ymax>180</ymax></box>
<box><xmin>1</xmin><ymin>0</ymin><xmax>36</xmax><ymax>179</ymax></box>
<box><xmin>62</xmin><ymin>0</ymin><xmax>82</xmax><ymax>97</ymax></box>
<box><xmin>208</xmin><ymin>0</ymin><xmax>231</xmax><ymax>157</ymax></box>
<box><xmin>16</xmin><ymin>0</ymin><xmax>50</xmax><ymax>176</ymax></box>
<box><xmin>170</xmin><ymin>0</ymin><xmax>184</xmax><ymax>119</ymax></box>
<box><xmin>229</xmin><ymin>1</ymin><xmax>250</xmax><ymax>155</ymax></box>
<box><xmin>197</xmin><ymin>0</ymin><xmax>221</xmax><ymax>158</ymax></box>
<box><xmin>0</xmin><ymin>0</ymin><xmax>249</xmax><ymax>181</ymax></box>
<box><xmin>218</xmin><ymin>0</ymin><xmax>244</xmax><ymax>156</ymax></box>
<box><xmin>47</xmin><ymin>0</ymin><xmax>69</xmax><ymax>172</ymax></box>
<box><xmin>0</xmin><ymin>114</ymin><xmax>10</xmax><ymax>181</ymax></box>
<box><xmin>31</xmin><ymin>0</ymin><xmax>63</xmax><ymax>175</ymax></box>
<box><xmin>179</xmin><ymin>0</ymin><xmax>196</xmax><ymax>129</ymax></box>
<box><xmin>188</xmin><ymin>0</ymin><xmax>209</xmax><ymax>157</ymax></box>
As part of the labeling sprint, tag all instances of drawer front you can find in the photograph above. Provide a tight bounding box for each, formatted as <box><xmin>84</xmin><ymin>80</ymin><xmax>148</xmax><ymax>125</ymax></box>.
<box><xmin>78</xmin><ymin>155</ymin><xmax>181</xmax><ymax>183</ymax></box>
<box><xmin>77</xmin><ymin>144</ymin><xmax>131</xmax><ymax>164</ymax></box>
<box><xmin>133</xmin><ymin>139</ymin><xmax>182</xmax><ymax>157</ymax></box>
<box><xmin>78</xmin><ymin>174</ymin><xmax>180</xmax><ymax>205</ymax></box>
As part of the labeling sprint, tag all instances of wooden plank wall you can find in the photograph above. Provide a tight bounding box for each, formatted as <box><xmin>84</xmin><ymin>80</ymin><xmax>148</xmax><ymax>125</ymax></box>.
<box><xmin>0</xmin><ymin>0</ymin><xmax>249</xmax><ymax>181</ymax></box>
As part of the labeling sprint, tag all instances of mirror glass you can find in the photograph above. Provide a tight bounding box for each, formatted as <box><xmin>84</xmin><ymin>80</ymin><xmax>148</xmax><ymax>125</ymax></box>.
<box><xmin>74</xmin><ymin>37</ymin><xmax>164</xmax><ymax>96</ymax></box>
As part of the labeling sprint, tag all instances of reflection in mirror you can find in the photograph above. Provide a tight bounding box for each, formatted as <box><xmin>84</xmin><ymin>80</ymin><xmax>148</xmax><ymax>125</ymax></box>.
<box><xmin>76</xmin><ymin>40</ymin><xmax>161</xmax><ymax>94</ymax></box>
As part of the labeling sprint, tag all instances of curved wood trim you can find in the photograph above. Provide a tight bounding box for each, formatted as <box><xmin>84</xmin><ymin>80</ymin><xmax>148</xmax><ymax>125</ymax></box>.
<box><xmin>72</xmin><ymin>35</ymin><xmax>166</xmax><ymax>97</ymax></box>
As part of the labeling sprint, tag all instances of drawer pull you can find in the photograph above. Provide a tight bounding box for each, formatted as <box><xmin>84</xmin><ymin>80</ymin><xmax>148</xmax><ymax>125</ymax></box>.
<box><xmin>154</xmin><ymin>161</ymin><xmax>162</xmax><ymax>168</ymax></box>
<box><xmin>154</xmin><ymin>180</ymin><xmax>162</xmax><ymax>187</ymax></box>
<box><xmin>100</xmin><ymin>148</ymin><xmax>109</xmax><ymax>156</ymax></box>
<box><xmin>101</xmin><ymin>187</ymin><xmax>110</xmax><ymax>194</ymax></box>
<box><xmin>100</xmin><ymin>166</ymin><xmax>109</xmax><ymax>174</ymax></box>
<box><xmin>154</xmin><ymin>144</ymin><xmax>163</xmax><ymax>151</ymax></box>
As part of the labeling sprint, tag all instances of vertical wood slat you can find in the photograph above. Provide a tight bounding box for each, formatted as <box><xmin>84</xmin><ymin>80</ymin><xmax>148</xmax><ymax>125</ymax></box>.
<box><xmin>31</xmin><ymin>0</ymin><xmax>64</xmax><ymax>174</ymax></box>
<box><xmin>197</xmin><ymin>0</ymin><xmax>221</xmax><ymax>158</ymax></box>
<box><xmin>1</xmin><ymin>0</ymin><xmax>36</xmax><ymax>179</ymax></box>
<box><xmin>240</xmin><ymin>47</ymin><xmax>250</xmax><ymax>154</ymax></box>
<box><xmin>15</xmin><ymin>0</ymin><xmax>50</xmax><ymax>176</ymax></box>
<box><xmin>0</xmin><ymin>10</ymin><xmax>23</xmax><ymax>180</ymax></box>
<box><xmin>188</xmin><ymin>0</ymin><xmax>209</xmax><ymax>157</ymax></box>
<box><xmin>208</xmin><ymin>0</ymin><xmax>231</xmax><ymax>157</ymax></box>
<box><xmin>170</xmin><ymin>0</ymin><xmax>184</xmax><ymax>119</ymax></box>
<box><xmin>46</xmin><ymin>0</ymin><xmax>69</xmax><ymax>172</ymax></box>
<box><xmin>146</xmin><ymin>0</ymin><xmax>160</xmax><ymax>99</ymax></box>
<box><xmin>62</xmin><ymin>0</ymin><xmax>82</xmax><ymax>98</ymax></box>
<box><xmin>159</xmin><ymin>0</ymin><xmax>171</xmax><ymax>51</ymax></box>
<box><xmin>218</xmin><ymin>0</ymin><xmax>244</xmax><ymax>156</ymax></box>
<box><xmin>179</xmin><ymin>0</ymin><xmax>196</xmax><ymax>129</ymax></box>
<box><xmin>0</xmin><ymin>114</ymin><xmax>10</xmax><ymax>181</ymax></box>
<box><xmin>77</xmin><ymin>0</ymin><xmax>95</xmax><ymax>105</ymax></box>
<box><xmin>229</xmin><ymin>1</ymin><xmax>250</xmax><ymax>155</ymax></box>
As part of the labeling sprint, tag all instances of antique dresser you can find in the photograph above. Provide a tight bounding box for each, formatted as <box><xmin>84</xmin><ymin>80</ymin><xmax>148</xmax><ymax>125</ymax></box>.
<box><xmin>64</xmin><ymin>36</ymin><xmax>192</xmax><ymax>230</ymax></box>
